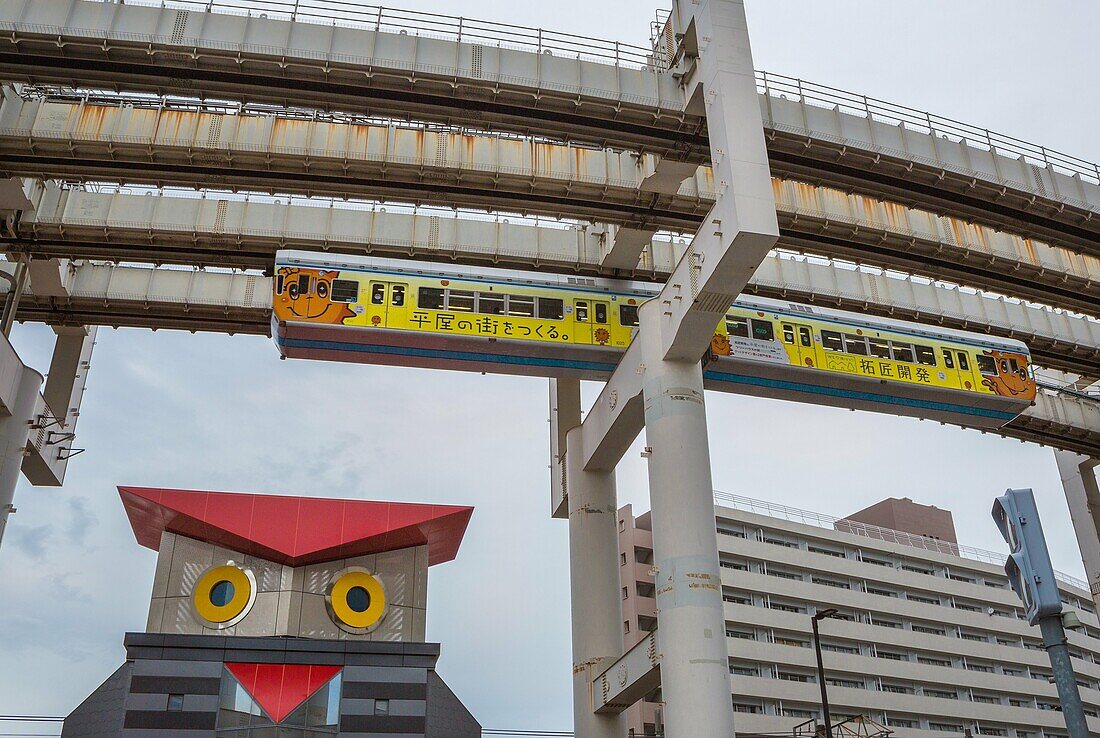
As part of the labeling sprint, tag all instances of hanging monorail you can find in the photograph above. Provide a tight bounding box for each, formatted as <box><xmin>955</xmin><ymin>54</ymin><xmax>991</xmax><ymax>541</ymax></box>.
<box><xmin>271</xmin><ymin>250</ymin><xmax>1036</xmax><ymax>429</ymax></box>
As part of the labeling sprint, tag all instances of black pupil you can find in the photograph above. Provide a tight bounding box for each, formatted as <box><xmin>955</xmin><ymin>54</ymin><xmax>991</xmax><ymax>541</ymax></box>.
<box><xmin>346</xmin><ymin>586</ymin><xmax>370</xmax><ymax>613</ymax></box>
<box><xmin>210</xmin><ymin>580</ymin><xmax>235</xmax><ymax>607</ymax></box>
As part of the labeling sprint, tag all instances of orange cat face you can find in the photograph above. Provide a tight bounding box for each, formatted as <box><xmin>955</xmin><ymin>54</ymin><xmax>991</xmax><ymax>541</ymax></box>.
<box><xmin>273</xmin><ymin>267</ymin><xmax>355</xmax><ymax>324</ymax></box>
<box><xmin>981</xmin><ymin>349</ymin><xmax>1036</xmax><ymax>401</ymax></box>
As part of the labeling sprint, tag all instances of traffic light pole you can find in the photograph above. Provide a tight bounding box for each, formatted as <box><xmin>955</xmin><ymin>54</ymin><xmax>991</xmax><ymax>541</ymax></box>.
<box><xmin>993</xmin><ymin>489</ymin><xmax>1090</xmax><ymax>738</ymax></box>
<box><xmin>1038</xmin><ymin>616</ymin><xmax>1088</xmax><ymax>737</ymax></box>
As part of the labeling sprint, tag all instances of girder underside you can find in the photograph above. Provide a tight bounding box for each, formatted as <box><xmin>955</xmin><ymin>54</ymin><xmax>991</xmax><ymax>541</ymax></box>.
<box><xmin>1</xmin><ymin>34</ymin><xmax>1097</xmax><ymax>254</ymax></box>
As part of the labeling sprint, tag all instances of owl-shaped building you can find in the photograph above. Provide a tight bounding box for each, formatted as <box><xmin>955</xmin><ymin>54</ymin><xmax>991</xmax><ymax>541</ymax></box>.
<box><xmin>62</xmin><ymin>486</ymin><xmax>480</xmax><ymax>737</ymax></box>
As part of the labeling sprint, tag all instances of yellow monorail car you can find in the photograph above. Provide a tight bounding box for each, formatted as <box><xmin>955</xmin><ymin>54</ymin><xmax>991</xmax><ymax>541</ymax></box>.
<box><xmin>272</xmin><ymin>251</ymin><xmax>1036</xmax><ymax>429</ymax></box>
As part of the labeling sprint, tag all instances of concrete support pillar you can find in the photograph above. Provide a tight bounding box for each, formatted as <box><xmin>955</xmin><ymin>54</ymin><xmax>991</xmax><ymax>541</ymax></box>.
<box><xmin>0</xmin><ymin>364</ymin><xmax>43</xmax><ymax>549</ymax></box>
<box><xmin>1056</xmin><ymin>450</ymin><xmax>1100</xmax><ymax>607</ymax></box>
<box><xmin>565</xmin><ymin>425</ymin><xmax>627</xmax><ymax>738</ymax></box>
<box><xmin>638</xmin><ymin>305</ymin><xmax>734</xmax><ymax>737</ymax></box>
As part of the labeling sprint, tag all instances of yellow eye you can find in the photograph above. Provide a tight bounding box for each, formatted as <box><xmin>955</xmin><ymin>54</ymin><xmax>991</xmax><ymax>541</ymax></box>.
<box><xmin>326</xmin><ymin>568</ymin><xmax>387</xmax><ymax>633</ymax></box>
<box><xmin>192</xmin><ymin>564</ymin><xmax>255</xmax><ymax>628</ymax></box>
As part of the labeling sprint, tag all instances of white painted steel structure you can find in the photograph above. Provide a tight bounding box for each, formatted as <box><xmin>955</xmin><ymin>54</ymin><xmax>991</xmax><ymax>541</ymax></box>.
<box><xmin>1</xmin><ymin>95</ymin><xmax>1095</xmax><ymax>312</ymax></box>
<box><xmin>9</xmin><ymin>184</ymin><xmax>1099</xmax><ymax>375</ymax></box>
<box><xmin>559</xmin><ymin>3</ymin><xmax>779</xmax><ymax>734</ymax></box>
<box><xmin>1</xmin><ymin>0</ymin><xmax>1098</xmax><ymax>253</ymax></box>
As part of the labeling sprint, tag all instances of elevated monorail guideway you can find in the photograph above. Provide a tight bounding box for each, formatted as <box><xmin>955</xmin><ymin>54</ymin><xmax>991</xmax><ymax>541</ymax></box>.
<box><xmin>9</xmin><ymin>184</ymin><xmax>1100</xmax><ymax>376</ymax></box>
<box><xmin>2</xmin><ymin>257</ymin><xmax>1097</xmax><ymax>457</ymax></box>
<box><xmin>1</xmin><ymin>0</ymin><xmax>1098</xmax><ymax>253</ymax></box>
<box><xmin>2</xmin><ymin>94</ymin><xmax>1095</xmax><ymax>311</ymax></box>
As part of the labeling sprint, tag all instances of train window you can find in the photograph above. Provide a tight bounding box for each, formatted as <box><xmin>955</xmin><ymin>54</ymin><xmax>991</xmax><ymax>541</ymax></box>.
<box><xmin>575</xmin><ymin>301</ymin><xmax>589</xmax><ymax>322</ymax></box>
<box><xmin>942</xmin><ymin>348</ymin><xmax>955</xmax><ymax>369</ymax></box>
<box><xmin>447</xmin><ymin>290</ymin><xmax>475</xmax><ymax>312</ymax></box>
<box><xmin>726</xmin><ymin>318</ymin><xmax>749</xmax><ymax>338</ymax></box>
<box><xmin>298</xmin><ymin>274</ymin><xmax>313</xmax><ymax>296</ymax></box>
<box><xmin>958</xmin><ymin>352</ymin><xmax>970</xmax><ymax>371</ymax></box>
<box><xmin>821</xmin><ymin>330</ymin><xmax>843</xmax><ymax>352</ymax></box>
<box><xmin>915</xmin><ymin>345</ymin><xmax>936</xmax><ymax>366</ymax></box>
<box><xmin>868</xmin><ymin>338</ymin><xmax>890</xmax><ymax>359</ymax></box>
<box><xmin>891</xmin><ymin>342</ymin><xmax>915</xmax><ymax>363</ymax></box>
<box><xmin>479</xmin><ymin>293</ymin><xmax>505</xmax><ymax>315</ymax></box>
<box><xmin>538</xmin><ymin>297</ymin><xmax>564</xmax><ymax>320</ymax></box>
<box><xmin>595</xmin><ymin>303</ymin><xmax>608</xmax><ymax>324</ymax></box>
<box><xmin>275</xmin><ymin>274</ymin><xmax>285</xmax><ymax>294</ymax></box>
<box><xmin>843</xmin><ymin>334</ymin><xmax>868</xmax><ymax>356</ymax></box>
<box><xmin>418</xmin><ymin>287</ymin><xmax>444</xmax><ymax>310</ymax></box>
<box><xmin>391</xmin><ymin>285</ymin><xmax>405</xmax><ymax>307</ymax></box>
<box><xmin>782</xmin><ymin>324</ymin><xmax>795</xmax><ymax>344</ymax></box>
<box><xmin>620</xmin><ymin>304</ymin><xmax>640</xmax><ymax>327</ymax></box>
<box><xmin>799</xmin><ymin>327</ymin><xmax>812</xmax><ymax>348</ymax></box>
<box><xmin>331</xmin><ymin>279</ymin><xmax>359</xmax><ymax>303</ymax></box>
<box><xmin>370</xmin><ymin>283</ymin><xmax>385</xmax><ymax>305</ymax></box>
<box><xmin>976</xmin><ymin>354</ymin><xmax>997</xmax><ymax>376</ymax></box>
<box><xmin>751</xmin><ymin>319</ymin><xmax>774</xmax><ymax>341</ymax></box>
<box><xmin>1008</xmin><ymin>357</ymin><xmax>1020</xmax><ymax>373</ymax></box>
<box><xmin>507</xmin><ymin>295</ymin><xmax>535</xmax><ymax>317</ymax></box>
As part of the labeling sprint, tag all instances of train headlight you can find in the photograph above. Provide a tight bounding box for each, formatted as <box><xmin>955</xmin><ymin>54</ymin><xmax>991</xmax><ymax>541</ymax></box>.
<box><xmin>326</xmin><ymin>567</ymin><xmax>388</xmax><ymax>634</ymax></box>
<box><xmin>192</xmin><ymin>564</ymin><xmax>256</xmax><ymax>628</ymax></box>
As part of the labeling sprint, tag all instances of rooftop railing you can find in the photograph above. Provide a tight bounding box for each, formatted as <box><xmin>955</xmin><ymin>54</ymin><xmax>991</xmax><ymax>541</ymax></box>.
<box><xmin>714</xmin><ymin>490</ymin><xmax>1090</xmax><ymax>593</ymax></box>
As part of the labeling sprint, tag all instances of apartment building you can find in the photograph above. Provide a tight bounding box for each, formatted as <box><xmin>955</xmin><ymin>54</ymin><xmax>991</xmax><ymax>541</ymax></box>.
<box><xmin>617</xmin><ymin>495</ymin><xmax>1100</xmax><ymax>737</ymax></box>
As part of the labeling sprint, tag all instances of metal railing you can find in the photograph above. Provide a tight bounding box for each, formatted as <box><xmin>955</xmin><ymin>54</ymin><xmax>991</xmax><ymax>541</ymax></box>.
<box><xmin>124</xmin><ymin>0</ymin><xmax>656</xmax><ymax>69</ymax></box>
<box><xmin>714</xmin><ymin>490</ymin><xmax>1090</xmax><ymax>592</ymax></box>
<box><xmin>52</xmin><ymin>2</ymin><xmax>1100</xmax><ymax>188</ymax></box>
<box><xmin>756</xmin><ymin>70</ymin><xmax>1100</xmax><ymax>186</ymax></box>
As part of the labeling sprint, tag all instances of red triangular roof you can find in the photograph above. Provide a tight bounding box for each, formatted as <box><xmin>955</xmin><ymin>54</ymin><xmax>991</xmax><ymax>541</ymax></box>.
<box><xmin>226</xmin><ymin>663</ymin><xmax>341</xmax><ymax>723</ymax></box>
<box><xmin>119</xmin><ymin>487</ymin><xmax>473</xmax><ymax>566</ymax></box>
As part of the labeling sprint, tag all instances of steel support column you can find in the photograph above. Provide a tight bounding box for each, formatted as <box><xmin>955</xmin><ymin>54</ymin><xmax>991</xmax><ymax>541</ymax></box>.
<box><xmin>0</xmin><ymin>358</ymin><xmax>42</xmax><ymax>548</ymax></box>
<box><xmin>1056</xmin><ymin>450</ymin><xmax>1100</xmax><ymax>607</ymax></box>
<box><xmin>637</xmin><ymin>301</ymin><xmax>734</xmax><ymax>736</ymax></box>
<box><xmin>565</xmin><ymin>424</ymin><xmax>627</xmax><ymax>738</ymax></box>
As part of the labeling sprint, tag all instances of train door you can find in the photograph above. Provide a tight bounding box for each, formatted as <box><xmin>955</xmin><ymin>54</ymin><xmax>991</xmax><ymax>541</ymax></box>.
<box><xmin>572</xmin><ymin>299</ymin><xmax>591</xmax><ymax>343</ymax></box>
<box><xmin>780</xmin><ymin>321</ymin><xmax>815</xmax><ymax>366</ymax></box>
<box><xmin>591</xmin><ymin>300</ymin><xmax>611</xmax><ymax>344</ymax></box>
<box><xmin>952</xmin><ymin>348</ymin><xmax>978</xmax><ymax>390</ymax></box>
<box><xmin>365</xmin><ymin>280</ymin><xmax>409</xmax><ymax>327</ymax></box>
<box><xmin>572</xmin><ymin>298</ymin><xmax>611</xmax><ymax>344</ymax></box>
<box><xmin>940</xmin><ymin>347</ymin><xmax>975</xmax><ymax>389</ymax></box>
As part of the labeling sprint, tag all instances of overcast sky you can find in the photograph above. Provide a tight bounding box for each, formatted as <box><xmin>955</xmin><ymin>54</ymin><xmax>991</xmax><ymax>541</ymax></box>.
<box><xmin>1</xmin><ymin>1</ymin><xmax>1097</xmax><ymax>734</ymax></box>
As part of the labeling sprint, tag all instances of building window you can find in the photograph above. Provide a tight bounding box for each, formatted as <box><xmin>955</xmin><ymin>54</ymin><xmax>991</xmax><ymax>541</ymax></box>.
<box><xmin>620</xmin><ymin>553</ymin><xmax>627</xmax><ymax>565</ymax></box>
<box><xmin>374</xmin><ymin>699</ymin><xmax>389</xmax><ymax>716</ymax></box>
<box><xmin>622</xmin><ymin>587</ymin><xmax>628</xmax><ymax>600</ymax></box>
<box><xmin>167</xmin><ymin>694</ymin><xmax>184</xmax><ymax>712</ymax></box>
<box><xmin>619</xmin><ymin>519</ymin><xmax>625</xmax><ymax>532</ymax></box>
<box><xmin>623</xmin><ymin>621</ymin><xmax>631</xmax><ymax>634</ymax></box>
<box><xmin>924</xmin><ymin>688</ymin><xmax>957</xmax><ymax>699</ymax></box>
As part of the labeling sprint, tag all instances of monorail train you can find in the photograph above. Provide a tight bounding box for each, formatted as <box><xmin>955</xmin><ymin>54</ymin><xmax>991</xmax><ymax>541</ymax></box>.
<box><xmin>272</xmin><ymin>250</ymin><xmax>1037</xmax><ymax>429</ymax></box>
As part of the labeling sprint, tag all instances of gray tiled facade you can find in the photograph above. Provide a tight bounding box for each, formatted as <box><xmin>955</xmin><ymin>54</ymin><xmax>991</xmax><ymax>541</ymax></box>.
<box><xmin>62</xmin><ymin>633</ymin><xmax>480</xmax><ymax>738</ymax></box>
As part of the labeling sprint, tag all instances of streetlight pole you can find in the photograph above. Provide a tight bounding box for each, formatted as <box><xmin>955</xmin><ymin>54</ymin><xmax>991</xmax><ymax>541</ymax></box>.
<box><xmin>811</xmin><ymin>608</ymin><xmax>839</xmax><ymax>738</ymax></box>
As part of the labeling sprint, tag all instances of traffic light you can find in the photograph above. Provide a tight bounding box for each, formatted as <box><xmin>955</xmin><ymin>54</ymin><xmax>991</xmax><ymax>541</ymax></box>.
<box><xmin>991</xmin><ymin>489</ymin><xmax>1062</xmax><ymax>625</ymax></box>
